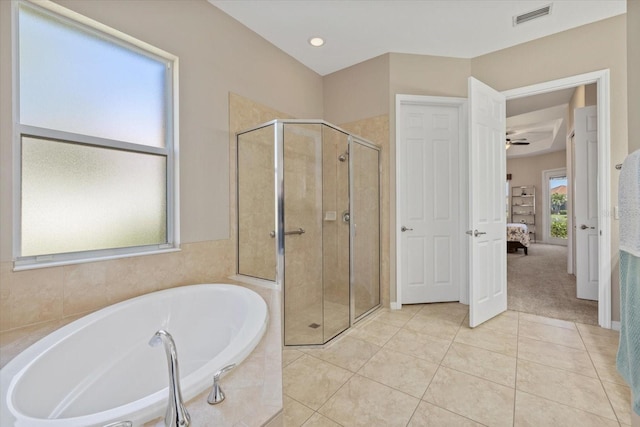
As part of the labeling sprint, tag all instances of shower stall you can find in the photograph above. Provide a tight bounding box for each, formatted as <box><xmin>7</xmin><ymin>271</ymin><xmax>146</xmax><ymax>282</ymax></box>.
<box><xmin>236</xmin><ymin>120</ymin><xmax>381</xmax><ymax>346</ymax></box>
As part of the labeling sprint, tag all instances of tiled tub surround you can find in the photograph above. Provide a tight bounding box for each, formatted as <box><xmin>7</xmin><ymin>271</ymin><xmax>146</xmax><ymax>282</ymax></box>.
<box><xmin>283</xmin><ymin>304</ymin><xmax>632</xmax><ymax>427</ymax></box>
<box><xmin>0</xmin><ymin>281</ymin><xmax>282</xmax><ymax>426</ymax></box>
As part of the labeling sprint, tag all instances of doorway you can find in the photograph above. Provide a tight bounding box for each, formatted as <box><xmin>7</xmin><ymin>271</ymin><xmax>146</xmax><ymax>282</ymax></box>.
<box><xmin>395</xmin><ymin>70</ymin><xmax>612</xmax><ymax>329</ymax></box>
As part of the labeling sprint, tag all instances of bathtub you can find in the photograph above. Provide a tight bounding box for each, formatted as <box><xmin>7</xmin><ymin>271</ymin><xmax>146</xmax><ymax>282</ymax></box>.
<box><xmin>0</xmin><ymin>284</ymin><xmax>269</xmax><ymax>427</ymax></box>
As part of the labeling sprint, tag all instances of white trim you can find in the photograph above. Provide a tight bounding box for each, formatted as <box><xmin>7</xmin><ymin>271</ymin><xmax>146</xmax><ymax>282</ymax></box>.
<box><xmin>503</xmin><ymin>69</ymin><xmax>612</xmax><ymax>329</ymax></box>
<box><xmin>390</xmin><ymin>302</ymin><xmax>402</xmax><ymax>310</ymax></box>
<box><xmin>395</xmin><ymin>95</ymin><xmax>468</xmax><ymax>307</ymax></box>
<box><xmin>542</xmin><ymin>167</ymin><xmax>568</xmax><ymax>245</ymax></box>
<box><xmin>611</xmin><ymin>321</ymin><xmax>621</xmax><ymax>331</ymax></box>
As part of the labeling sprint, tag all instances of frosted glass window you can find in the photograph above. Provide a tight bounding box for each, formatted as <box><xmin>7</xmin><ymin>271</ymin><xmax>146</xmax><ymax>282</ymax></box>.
<box><xmin>19</xmin><ymin>5</ymin><xmax>167</xmax><ymax>148</ymax></box>
<box><xmin>21</xmin><ymin>137</ymin><xmax>167</xmax><ymax>257</ymax></box>
<box><xmin>15</xmin><ymin>1</ymin><xmax>177</xmax><ymax>265</ymax></box>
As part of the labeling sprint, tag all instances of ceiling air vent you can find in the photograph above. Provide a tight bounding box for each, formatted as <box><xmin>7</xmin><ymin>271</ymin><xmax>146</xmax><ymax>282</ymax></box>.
<box><xmin>513</xmin><ymin>4</ymin><xmax>552</xmax><ymax>26</ymax></box>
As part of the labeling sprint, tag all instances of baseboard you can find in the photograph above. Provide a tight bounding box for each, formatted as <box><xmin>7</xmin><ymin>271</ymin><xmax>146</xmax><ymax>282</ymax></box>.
<box><xmin>611</xmin><ymin>321</ymin><xmax>621</xmax><ymax>331</ymax></box>
<box><xmin>390</xmin><ymin>302</ymin><xmax>402</xmax><ymax>310</ymax></box>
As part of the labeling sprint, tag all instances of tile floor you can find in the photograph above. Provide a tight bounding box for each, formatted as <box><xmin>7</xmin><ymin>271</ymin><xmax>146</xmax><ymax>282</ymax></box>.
<box><xmin>282</xmin><ymin>303</ymin><xmax>632</xmax><ymax>426</ymax></box>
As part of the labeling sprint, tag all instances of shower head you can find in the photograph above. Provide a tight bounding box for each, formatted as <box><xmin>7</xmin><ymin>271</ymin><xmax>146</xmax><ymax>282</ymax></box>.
<box><xmin>338</xmin><ymin>152</ymin><xmax>348</xmax><ymax>162</ymax></box>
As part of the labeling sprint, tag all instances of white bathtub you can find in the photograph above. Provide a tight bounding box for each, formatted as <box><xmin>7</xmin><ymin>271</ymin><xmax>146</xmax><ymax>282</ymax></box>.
<box><xmin>0</xmin><ymin>284</ymin><xmax>269</xmax><ymax>427</ymax></box>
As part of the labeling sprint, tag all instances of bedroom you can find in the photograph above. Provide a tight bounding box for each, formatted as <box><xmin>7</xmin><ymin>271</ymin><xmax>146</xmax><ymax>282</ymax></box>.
<box><xmin>506</xmin><ymin>83</ymin><xmax>598</xmax><ymax>325</ymax></box>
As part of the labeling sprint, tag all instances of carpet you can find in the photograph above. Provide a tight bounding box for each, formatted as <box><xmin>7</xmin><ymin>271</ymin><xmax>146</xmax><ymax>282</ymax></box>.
<box><xmin>507</xmin><ymin>243</ymin><xmax>598</xmax><ymax>325</ymax></box>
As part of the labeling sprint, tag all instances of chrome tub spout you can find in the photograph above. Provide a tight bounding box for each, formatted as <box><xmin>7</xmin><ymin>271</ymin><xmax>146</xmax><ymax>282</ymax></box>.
<box><xmin>149</xmin><ymin>330</ymin><xmax>191</xmax><ymax>427</ymax></box>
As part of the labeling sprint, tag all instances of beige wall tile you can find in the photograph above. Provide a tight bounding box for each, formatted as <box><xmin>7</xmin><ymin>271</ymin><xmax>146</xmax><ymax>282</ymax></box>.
<box><xmin>9</xmin><ymin>267</ymin><xmax>64</xmax><ymax>329</ymax></box>
<box><xmin>62</xmin><ymin>262</ymin><xmax>109</xmax><ymax>315</ymax></box>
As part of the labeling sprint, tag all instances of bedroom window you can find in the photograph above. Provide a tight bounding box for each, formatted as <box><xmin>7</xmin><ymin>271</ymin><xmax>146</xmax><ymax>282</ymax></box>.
<box><xmin>14</xmin><ymin>1</ymin><xmax>179</xmax><ymax>268</ymax></box>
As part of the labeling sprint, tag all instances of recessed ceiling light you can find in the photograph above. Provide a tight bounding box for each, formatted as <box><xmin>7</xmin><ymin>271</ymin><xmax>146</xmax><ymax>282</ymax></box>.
<box><xmin>309</xmin><ymin>37</ymin><xmax>325</xmax><ymax>47</ymax></box>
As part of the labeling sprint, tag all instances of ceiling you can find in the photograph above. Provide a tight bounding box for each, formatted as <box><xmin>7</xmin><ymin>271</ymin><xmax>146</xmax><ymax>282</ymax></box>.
<box><xmin>209</xmin><ymin>0</ymin><xmax>624</xmax><ymax>158</ymax></box>
<box><xmin>209</xmin><ymin>0</ymin><xmax>625</xmax><ymax>76</ymax></box>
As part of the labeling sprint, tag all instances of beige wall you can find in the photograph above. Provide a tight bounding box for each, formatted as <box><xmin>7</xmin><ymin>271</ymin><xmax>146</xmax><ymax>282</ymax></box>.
<box><xmin>0</xmin><ymin>1</ymin><xmax>631</xmax><ymax>333</ymax></box>
<box><xmin>0</xmin><ymin>0</ymin><xmax>322</xmax><ymax>332</ymax></box>
<box><xmin>629</xmin><ymin>0</ymin><xmax>640</xmax><ymax>154</ymax></box>
<box><xmin>323</xmin><ymin>54</ymin><xmax>390</xmax><ymax>125</ymax></box>
<box><xmin>507</xmin><ymin>150</ymin><xmax>567</xmax><ymax>241</ymax></box>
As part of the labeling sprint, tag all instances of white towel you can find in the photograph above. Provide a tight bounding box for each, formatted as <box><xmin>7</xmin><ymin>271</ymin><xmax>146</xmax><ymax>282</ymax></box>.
<box><xmin>619</xmin><ymin>149</ymin><xmax>640</xmax><ymax>257</ymax></box>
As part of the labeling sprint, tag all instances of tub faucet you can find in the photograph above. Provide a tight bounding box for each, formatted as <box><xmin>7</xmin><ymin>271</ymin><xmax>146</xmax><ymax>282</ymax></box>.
<box><xmin>149</xmin><ymin>330</ymin><xmax>191</xmax><ymax>427</ymax></box>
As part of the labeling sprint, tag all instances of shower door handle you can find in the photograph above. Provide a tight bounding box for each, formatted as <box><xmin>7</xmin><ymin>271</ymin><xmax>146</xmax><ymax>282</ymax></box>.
<box><xmin>270</xmin><ymin>228</ymin><xmax>306</xmax><ymax>238</ymax></box>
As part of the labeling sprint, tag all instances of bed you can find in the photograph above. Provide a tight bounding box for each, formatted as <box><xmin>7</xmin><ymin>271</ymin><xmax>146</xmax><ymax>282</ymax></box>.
<box><xmin>507</xmin><ymin>223</ymin><xmax>530</xmax><ymax>255</ymax></box>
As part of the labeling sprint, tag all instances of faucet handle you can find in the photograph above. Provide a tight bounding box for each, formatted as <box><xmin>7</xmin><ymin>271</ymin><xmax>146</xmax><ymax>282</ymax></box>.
<box><xmin>207</xmin><ymin>364</ymin><xmax>236</xmax><ymax>405</ymax></box>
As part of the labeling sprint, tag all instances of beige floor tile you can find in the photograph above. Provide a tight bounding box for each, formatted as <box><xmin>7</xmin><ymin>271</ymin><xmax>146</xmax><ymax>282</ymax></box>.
<box><xmin>518</xmin><ymin>312</ymin><xmax>577</xmax><ymax>330</ymax></box>
<box><xmin>517</xmin><ymin>336</ymin><xmax>597</xmax><ymax>378</ymax></box>
<box><xmin>454</xmin><ymin>325</ymin><xmax>518</xmax><ymax>357</ymax></box>
<box><xmin>593</xmin><ymin>359</ymin><xmax>628</xmax><ymax>385</ymax></box>
<box><xmin>417</xmin><ymin>302</ymin><xmax>468</xmax><ymax>317</ymax></box>
<box><xmin>407</xmin><ymin>401</ymin><xmax>484</xmax><ymax>426</ymax></box>
<box><xmin>301</xmin><ymin>412</ymin><xmax>341</xmax><ymax>427</ymax></box>
<box><xmin>516</xmin><ymin>359</ymin><xmax>616</xmax><ymax>420</ymax></box>
<box><xmin>580</xmin><ymin>331</ymin><xmax>620</xmax><ymax>351</ymax></box>
<box><xmin>423</xmin><ymin>366</ymin><xmax>515</xmax><ymax>427</ymax></box>
<box><xmin>319</xmin><ymin>375</ymin><xmax>419</xmax><ymax>427</ymax></box>
<box><xmin>302</xmin><ymin>335</ymin><xmax>380</xmax><ymax>372</ymax></box>
<box><xmin>602</xmin><ymin>380</ymin><xmax>632</xmax><ymax>425</ymax></box>
<box><xmin>576</xmin><ymin>322</ymin><xmax>621</xmax><ymax>338</ymax></box>
<box><xmin>284</xmin><ymin>395</ymin><xmax>314</xmax><ymax>427</ymax></box>
<box><xmin>474</xmin><ymin>310</ymin><xmax>519</xmax><ymax>336</ymax></box>
<box><xmin>514</xmin><ymin>390</ymin><xmax>620</xmax><ymax>427</ymax></box>
<box><xmin>358</xmin><ymin>348</ymin><xmax>439</xmax><ymax>398</ymax></box>
<box><xmin>371</xmin><ymin>308</ymin><xmax>415</xmax><ymax>327</ymax></box>
<box><xmin>518</xmin><ymin>320</ymin><xmax>586</xmax><ymax>350</ymax></box>
<box><xmin>383</xmin><ymin>328</ymin><xmax>452</xmax><ymax>364</ymax></box>
<box><xmin>283</xmin><ymin>355</ymin><xmax>353</xmax><ymax>410</ymax></box>
<box><xmin>404</xmin><ymin>315</ymin><xmax>462</xmax><ymax>341</ymax></box>
<box><xmin>346</xmin><ymin>319</ymin><xmax>399</xmax><ymax>347</ymax></box>
<box><xmin>394</xmin><ymin>304</ymin><xmax>425</xmax><ymax>315</ymax></box>
<box><xmin>283</xmin><ymin>349</ymin><xmax>305</xmax><ymax>367</ymax></box>
<box><xmin>586</xmin><ymin>341</ymin><xmax>619</xmax><ymax>365</ymax></box>
<box><xmin>442</xmin><ymin>342</ymin><xmax>517</xmax><ymax>387</ymax></box>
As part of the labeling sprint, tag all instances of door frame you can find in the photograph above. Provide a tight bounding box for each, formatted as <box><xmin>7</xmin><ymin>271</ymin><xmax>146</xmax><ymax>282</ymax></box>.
<box><xmin>394</xmin><ymin>70</ymin><xmax>611</xmax><ymax>329</ymax></box>
<box><xmin>541</xmin><ymin>167</ymin><xmax>569</xmax><ymax>245</ymax></box>
<box><xmin>395</xmin><ymin>95</ymin><xmax>469</xmax><ymax>307</ymax></box>
<box><xmin>503</xmin><ymin>69</ymin><xmax>611</xmax><ymax>329</ymax></box>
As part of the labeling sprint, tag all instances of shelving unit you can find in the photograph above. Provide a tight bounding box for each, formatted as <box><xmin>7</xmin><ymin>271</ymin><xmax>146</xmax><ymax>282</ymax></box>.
<box><xmin>511</xmin><ymin>185</ymin><xmax>536</xmax><ymax>242</ymax></box>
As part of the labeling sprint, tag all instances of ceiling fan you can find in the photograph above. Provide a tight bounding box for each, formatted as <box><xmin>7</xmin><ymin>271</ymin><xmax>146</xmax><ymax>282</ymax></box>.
<box><xmin>505</xmin><ymin>131</ymin><xmax>529</xmax><ymax>147</ymax></box>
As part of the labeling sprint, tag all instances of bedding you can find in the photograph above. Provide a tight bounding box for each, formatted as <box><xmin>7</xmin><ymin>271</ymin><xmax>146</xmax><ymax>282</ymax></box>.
<box><xmin>507</xmin><ymin>223</ymin><xmax>530</xmax><ymax>255</ymax></box>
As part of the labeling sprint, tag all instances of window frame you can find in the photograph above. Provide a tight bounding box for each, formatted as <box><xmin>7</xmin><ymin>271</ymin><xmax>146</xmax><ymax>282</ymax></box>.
<box><xmin>12</xmin><ymin>0</ymin><xmax>180</xmax><ymax>270</ymax></box>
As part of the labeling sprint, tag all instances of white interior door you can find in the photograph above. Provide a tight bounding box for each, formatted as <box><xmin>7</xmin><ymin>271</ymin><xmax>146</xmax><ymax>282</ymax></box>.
<box><xmin>574</xmin><ymin>105</ymin><xmax>598</xmax><ymax>301</ymax></box>
<box><xmin>398</xmin><ymin>101</ymin><xmax>461</xmax><ymax>304</ymax></box>
<box><xmin>468</xmin><ymin>77</ymin><xmax>507</xmax><ymax>327</ymax></box>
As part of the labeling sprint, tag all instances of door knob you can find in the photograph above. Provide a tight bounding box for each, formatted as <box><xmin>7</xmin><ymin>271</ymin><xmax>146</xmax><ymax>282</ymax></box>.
<box><xmin>580</xmin><ymin>224</ymin><xmax>595</xmax><ymax>230</ymax></box>
<box><xmin>474</xmin><ymin>230</ymin><xmax>486</xmax><ymax>237</ymax></box>
<box><xmin>401</xmin><ymin>226</ymin><xmax>413</xmax><ymax>232</ymax></box>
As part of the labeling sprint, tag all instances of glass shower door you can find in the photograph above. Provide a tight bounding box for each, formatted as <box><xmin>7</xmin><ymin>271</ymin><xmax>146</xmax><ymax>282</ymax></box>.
<box><xmin>351</xmin><ymin>138</ymin><xmax>381</xmax><ymax>319</ymax></box>
<box><xmin>282</xmin><ymin>123</ymin><xmax>350</xmax><ymax>345</ymax></box>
